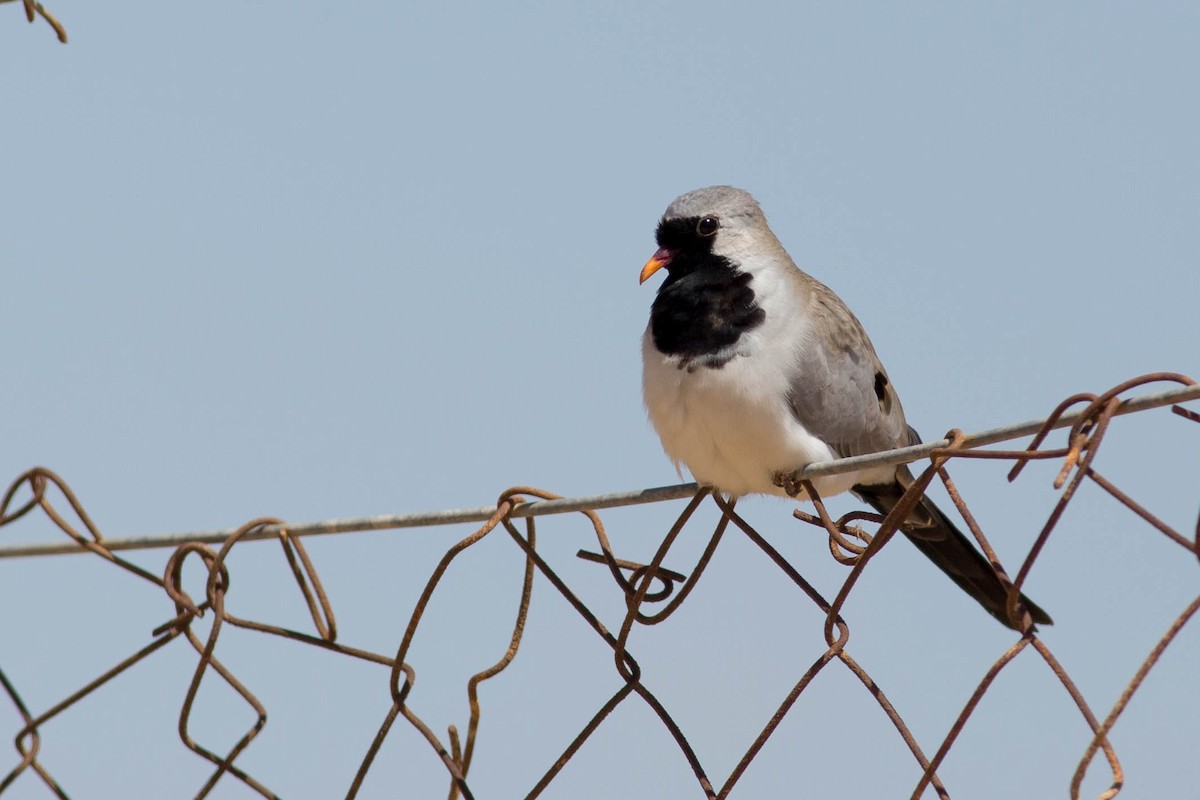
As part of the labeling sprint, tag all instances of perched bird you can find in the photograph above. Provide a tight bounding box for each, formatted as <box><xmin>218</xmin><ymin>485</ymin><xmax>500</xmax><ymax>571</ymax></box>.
<box><xmin>639</xmin><ymin>185</ymin><xmax>1050</xmax><ymax>630</ymax></box>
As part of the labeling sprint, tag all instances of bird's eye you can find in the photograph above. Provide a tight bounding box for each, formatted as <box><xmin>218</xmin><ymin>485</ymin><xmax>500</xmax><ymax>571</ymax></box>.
<box><xmin>697</xmin><ymin>217</ymin><xmax>719</xmax><ymax>237</ymax></box>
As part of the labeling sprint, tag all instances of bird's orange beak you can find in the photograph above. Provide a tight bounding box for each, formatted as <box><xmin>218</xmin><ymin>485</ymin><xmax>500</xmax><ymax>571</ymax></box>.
<box><xmin>639</xmin><ymin>247</ymin><xmax>675</xmax><ymax>284</ymax></box>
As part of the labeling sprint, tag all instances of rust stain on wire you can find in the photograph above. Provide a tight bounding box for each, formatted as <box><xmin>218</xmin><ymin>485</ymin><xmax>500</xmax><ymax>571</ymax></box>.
<box><xmin>0</xmin><ymin>372</ymin><xmax>1196</xmax><ymax>798</ymax></box>
<box><xmin>3</xmin><ymin>381</ymin><xmax>1196</xmax><ymax>562</ymax></box>
<box><xmin>3</xmin><ymin>0</ymin><xmax>67</xmax><ymax>41</ymax></box>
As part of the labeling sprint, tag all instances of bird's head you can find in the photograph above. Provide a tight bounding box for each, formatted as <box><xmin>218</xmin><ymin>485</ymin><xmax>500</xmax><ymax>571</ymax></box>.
<box><xmin>639</xmin><ymin>186</ymin><xmax>777</xmax><ymax>284</ymax></box>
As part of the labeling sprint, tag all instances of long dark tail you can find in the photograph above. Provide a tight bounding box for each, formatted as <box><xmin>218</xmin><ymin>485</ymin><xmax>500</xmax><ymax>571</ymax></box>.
<box><xmin>852</xmin><ymin>470</ymin><xmax>1051</xmax><ymax>631</ymax></box>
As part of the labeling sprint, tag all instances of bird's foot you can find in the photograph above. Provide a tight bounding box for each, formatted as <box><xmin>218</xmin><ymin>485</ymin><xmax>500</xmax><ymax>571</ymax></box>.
<box><xmin>772</xmin><ymin>470</ymin><xmax>806</xmax><ymax>498</ymax></box>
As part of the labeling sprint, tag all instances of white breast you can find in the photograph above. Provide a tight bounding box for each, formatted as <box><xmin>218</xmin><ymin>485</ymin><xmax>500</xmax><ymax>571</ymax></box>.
<box><xmin>641</xmin><ymin>272</ymin><xmax>869</xmax><ymax>499</ymax></box>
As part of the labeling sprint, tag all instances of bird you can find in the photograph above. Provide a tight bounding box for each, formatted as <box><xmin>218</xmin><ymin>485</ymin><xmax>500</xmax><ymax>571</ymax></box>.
<box><xmin>638</xmin><ymin>185</ymin><xmax>1050</xmax><ymax>630</ymax></box>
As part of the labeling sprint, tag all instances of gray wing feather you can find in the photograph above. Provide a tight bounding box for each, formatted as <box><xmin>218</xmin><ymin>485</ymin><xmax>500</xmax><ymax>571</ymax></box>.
<box><xmin>786</xmin><ymin>277</ymin><xmax>913</xmax><ymax>458</ymax></box>
<box><xmin>783</xmin><ymin>274</ymin><xmax>1052</xmax><ymax>630</ymax></box>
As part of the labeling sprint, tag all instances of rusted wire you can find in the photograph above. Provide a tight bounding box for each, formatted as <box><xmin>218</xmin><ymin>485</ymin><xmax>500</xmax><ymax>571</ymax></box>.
<box><xmin>0</xmin><ymin>371</ymin><xmax>1195</xmax><ymax>798</ymax></box>
<box><xmin>3</xmin><ymin>382</ymin><xmax>1197</xmax><ymax>562</ymax></box>
<box><xmin>4</xmin><ymin>0</ymin><xmax>67</xmax><ymax>42</ymax></box>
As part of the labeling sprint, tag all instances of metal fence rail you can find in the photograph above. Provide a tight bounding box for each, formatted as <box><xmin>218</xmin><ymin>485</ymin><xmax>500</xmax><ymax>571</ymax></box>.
<box><xmin>3</xmin><ymin>380</ymin><xmax>1196</xmax><ymax>561</ymax></box>
<box><xmin>1</xmin><ymin>372</ymin><xmax>1197</xmax><ymax>799</ymax></box>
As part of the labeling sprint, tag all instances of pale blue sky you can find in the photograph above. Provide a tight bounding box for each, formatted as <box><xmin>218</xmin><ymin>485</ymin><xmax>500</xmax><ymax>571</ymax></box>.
<box><xmin>2</xmin><ymin>3</ymin><xmax>1198</xmax><ymax>798</ymax></box>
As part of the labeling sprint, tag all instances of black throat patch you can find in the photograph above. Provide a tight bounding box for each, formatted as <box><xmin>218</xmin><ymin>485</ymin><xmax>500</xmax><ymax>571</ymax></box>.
<box><xmin>649</xmin><ymin>255</ymin><xmax>766</xmax><ymax>370</ymax></box>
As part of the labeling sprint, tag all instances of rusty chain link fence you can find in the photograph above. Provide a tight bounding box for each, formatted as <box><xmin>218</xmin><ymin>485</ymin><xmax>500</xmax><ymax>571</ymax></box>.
<box><xmin>1</xmin><ymin>372</ymin><xmax>1197</xmax><ymax>798</ymax></box>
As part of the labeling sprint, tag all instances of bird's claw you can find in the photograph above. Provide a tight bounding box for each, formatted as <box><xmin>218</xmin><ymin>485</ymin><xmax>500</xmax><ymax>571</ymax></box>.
<box><xmin>772</xmin><ymin>470</ymin><xmax>805</xmax><ymax>498</ymax></box>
